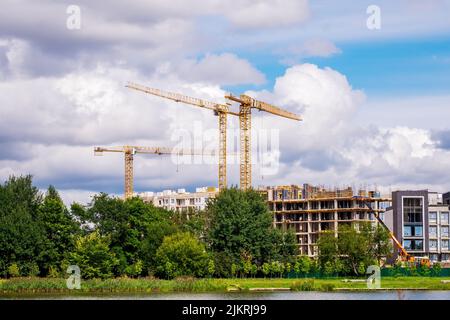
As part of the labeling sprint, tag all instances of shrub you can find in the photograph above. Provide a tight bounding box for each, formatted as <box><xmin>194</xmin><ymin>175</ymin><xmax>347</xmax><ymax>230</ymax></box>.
<box><xmin>431</xmin><ymin>263</ymin><xmax>442</xmax><ymax>277</ymax></box>
<box><xmin>67</xmin><ymin>231</ymin><xmax>119</xmax><ymax>279</ymax></box>
<box><xmin>155</xmin><ymin>232</ymin><xmax>209</xmax><ymax>279</ymax></box>
<box><xmin>7</xmin><ymin>263</ymin><xmax>20</xmax><ymax>278</ymax></box>
<box><xmin>125</xmin><ymin>260</ymin><xmax>143</xmax><ymax>277</ymax></box>
<box><xmin>48</xmin><ymin>266</ymin><xmax>60</xmax><ymax>278</ymax></box>
<box><xmin>290</xmin><ymin>279</ymin><xmax>315</xmax><ymax>291</ymax></box>
<box><xmin>26</xmin><ymin>263</ymin><xmax>40</xmax><ymax>277</ymax></box>
<box><xmin>320</xmin><ymin>283</ymin><xmax>335</xmax><ymax>292</ymax></box>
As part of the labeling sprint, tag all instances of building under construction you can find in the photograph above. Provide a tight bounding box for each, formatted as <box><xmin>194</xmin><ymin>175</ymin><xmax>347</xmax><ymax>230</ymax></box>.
<box><xmin>261</xmin><ymin>184</ymin><xmax>392</xmax><ymax>256</ymax></box>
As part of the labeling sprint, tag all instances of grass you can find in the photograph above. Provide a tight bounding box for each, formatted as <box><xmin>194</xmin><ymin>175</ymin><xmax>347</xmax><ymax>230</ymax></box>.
<box><xmin>1</xmin><ymin>277</ymin><xmax>450</xmax><ymax>295</ymax></box>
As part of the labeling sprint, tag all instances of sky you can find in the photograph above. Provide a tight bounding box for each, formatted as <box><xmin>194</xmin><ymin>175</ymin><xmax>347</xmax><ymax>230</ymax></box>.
<box><xmin>1</xmin><ymin>0</ymin><xmax>450</xmax><ymax>205</ymax></box>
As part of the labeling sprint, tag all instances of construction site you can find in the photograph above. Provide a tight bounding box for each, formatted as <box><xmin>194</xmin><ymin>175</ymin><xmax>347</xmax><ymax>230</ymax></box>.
<box><xmin>93</xmin><ymin>81</ymin><xmax>449</xmax><ymax>265</ymax></box>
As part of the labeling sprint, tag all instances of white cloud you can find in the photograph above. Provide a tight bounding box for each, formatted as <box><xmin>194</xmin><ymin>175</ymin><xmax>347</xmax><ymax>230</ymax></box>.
<box><xmin>225</xmin><ymin>0</ymin><xmax>309</xmax><ymax>29</ymax></box>
<box><xmin>175</xmin><ymin>53</ymin><xmax>266</xmax><ymax>85</ymax></box>
<box><xmin>279</xmin><ymin>38</ymin><xmax>341</xmax><ymax>64</ymax></box>
<box><xmin>248</xmin><ymin>63</ymin><xmax>450</xmax><ymax>192</ymax></box>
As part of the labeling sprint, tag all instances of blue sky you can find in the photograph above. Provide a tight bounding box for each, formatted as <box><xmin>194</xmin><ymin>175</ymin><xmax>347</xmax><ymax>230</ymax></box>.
<box><xmin>225</xmin><ymin>35</ymin><xmax>450</xmax><ymax>98</ymax></box>
<box><xmin>1</xmin><ymin>0</ymin><xmax>450</xmax><ymax>203</ymax></box>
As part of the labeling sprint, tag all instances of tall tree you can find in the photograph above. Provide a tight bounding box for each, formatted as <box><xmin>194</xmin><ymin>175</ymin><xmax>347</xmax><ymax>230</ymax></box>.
<box><xmin>0</xmin><ymin>175</ymin><xmax>45</xmax><ymax>276</ymax></box>
<box><xmin>37</xmin><ymin>186</ymin><xmax>79</xmax><ymax>274</ymax></box>
<box><xmin>207</xmin><ymin>187</ymin><xmax>296</xmax><ymax>268</ymax></box>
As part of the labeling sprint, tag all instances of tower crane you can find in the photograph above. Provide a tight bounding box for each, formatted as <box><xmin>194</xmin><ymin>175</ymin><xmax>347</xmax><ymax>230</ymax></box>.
<box><xmin>126</xmin><ymin>82</ymin><xmax>301</xmax><ymax>190</ymax></box>
<box><xmin>225</xmin><ymin>94</ymin><xmax>302</xmax><ymax>190</ymax></box>
<box><xmin>94</xmin><ymin>145</ymin><xmax>201</xmax><ymax>199</ymax></box>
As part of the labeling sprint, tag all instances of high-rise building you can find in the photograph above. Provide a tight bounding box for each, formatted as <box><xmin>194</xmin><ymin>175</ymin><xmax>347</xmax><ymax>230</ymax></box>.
<box><xmin>391</xmin><ymin>190</ymin><xmax>450</xmax><ymax>262</ymax></box>
<box><xmin>263</xmin><ymin>184</ymin><xmax>391</xmax><ymax>256</ymax></box>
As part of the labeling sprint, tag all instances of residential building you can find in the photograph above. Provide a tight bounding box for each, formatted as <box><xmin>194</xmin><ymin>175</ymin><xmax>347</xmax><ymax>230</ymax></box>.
<box><xmin>139</xmin><ymin>187</ymin><xmax>218</xmax><ymax>212</ymax></box>
<box><xmin>443</xmin><ymin>192</ymin><xmax>450</xmax><ymax>205</ymax></box>
<box><xmin>391</xmin><ymin>190</ymin><xmax>450</xmax><ymax>263</ymax></box>
<box><xmin>263</xmin><ymin>184</ymin><xmax>391</xmax><ymax>257</ymax></box>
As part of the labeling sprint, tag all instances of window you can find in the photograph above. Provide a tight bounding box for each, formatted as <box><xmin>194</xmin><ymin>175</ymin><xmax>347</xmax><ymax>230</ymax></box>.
<box><xmin>441</xmin><ymin>212</ymin><xmax>449</xmax><ymax>224</ymax></box>
<box><xmin>404</xmin><ymin>226</ymin><xmax>423</xmax><ymax>237</ymax></box>
<box><xmin>414</xmin><ymin>226</ymin><xmax>423</xmax><ymax>237</ymax></box>
<box><xmin>403</xmin><ymin>240</ymin><xmax>412</xmax><ymax>250</ymax></box>
<box><xmin>403</xmin><ymin>240</ymin><xmax>423</xmax><ymax>251</ymax></box>
<box><xmin>430</xmin><ymin>239</ymin><xmax>438</xmax><ymax>249</ymax></box>
<box><xmin>442</xmin><ymin>254</ymin><xmax>450</xmax><ymax>261</ymax></box>
<box><xmin>430</xmin><ymin>254</ymin><xmax>439</xmax><ymax>262</ymax></box>
<box><xmin>429</xmin><ymin>211</ymin><xmax>437</xmax><ymax>222</ymax></box>
<box><xmin>442</xmin><ymin>240</ymin><xmax>449</xmax><ymax>250</ymax></box>
<box><xmin>429</xmin><ymin>226</ymin><xmax>437</xmax><ymax>237</ymax></box>
<box><xmin>442</xmin><ymin>226</ymin><xmax>449</xmax><ymax>237</ymax></box>
<box><xmin>404</xmin><ymin>226</ymin><xmax>412</xmax><ymax>237</ymax></box>
<box><xmin>415</xmin><ymin>240</ymin><xmax>423</xmax><ymax>250</ymax></box>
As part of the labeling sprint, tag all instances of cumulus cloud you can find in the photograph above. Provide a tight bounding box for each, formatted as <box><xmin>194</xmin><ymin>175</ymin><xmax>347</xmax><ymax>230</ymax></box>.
<box><xmin>175</xmin><ymin>53</ymin><xmax>266</xmax><ymax>85</ymax></box>
<box><xmin>225</xmin><ymin>0</ymin><xmax>309</xmax><ymax>29</ymax></box>
<box><xmin>248</xmin><ymin>64</ymin><xmax>450</xmax><ymax>192</ymax></box>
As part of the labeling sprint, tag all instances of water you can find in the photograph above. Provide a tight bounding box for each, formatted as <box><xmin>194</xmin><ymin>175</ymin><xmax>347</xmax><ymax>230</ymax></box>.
<box><xmin>1</xmin><ymin>291</ymin><xmax>449</xmax><ymax>300</ymax></box>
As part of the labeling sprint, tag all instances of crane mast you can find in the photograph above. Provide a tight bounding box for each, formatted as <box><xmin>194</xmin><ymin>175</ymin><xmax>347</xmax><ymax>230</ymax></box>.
<box><xmin>127</xmin><ymin>82</ymin><xmax>301</xmax><ymax>190</ymax></box>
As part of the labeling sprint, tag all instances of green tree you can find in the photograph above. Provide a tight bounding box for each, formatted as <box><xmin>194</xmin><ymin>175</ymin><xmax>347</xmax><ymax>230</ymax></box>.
<box><xmin>37</xmin><ymin>186</ymin><xmax>79</xmax><ymax>275</ymax></box>
<box><xmin>317</xmin><ymin>231</ymin><xmax>338</xmax><ymax>272</ymax></box>
<box><xmin>207</xmin><ymin>259</ymin><xmax>215</xmax><ymax>278</ymax></box>
<box><xmin>77</xmin><ymin>194</ymin><xmax>178</xmax><ymax>276</ymax></box>
<box><xmin>0</xmin><ymin>175</ymin><xmax>45</xmax><ymax>276</ymax></box>
<box><xmin>261</xmin><ymin>262</ymin><xmax>270</xmax><ymax>278</ymax></box>
<box><xmin>337</xmin><ymin>225</ymin><xmax>372</xmax><ymax>275</ymax></box>
<box><xmin>317</xmin><ymin>223</ymin><xmax>391</xmax><ymax>276</ymax></box>
<box><xmin>294</xmin><ymin>256</ymin><xmax>311</xmax><ymax>277</ymax></box>
<box><xmin>155</xmin><ymin>232</ymin><xmax>209</xmax><ymax>279</ymax></box>
<box><xmin>364</xmin><ymin>223</ymin><xmax>392</xmax><ymax>265</ymax></box>
<box><xmin>67</xmin><ymin>231</ymin><xmax>118</xmax><ymax>279</ymax></box>
<box><xmin>207</xmin><ymin>188</ymin><xmax>295</xmax><ymax>266</ymax></box>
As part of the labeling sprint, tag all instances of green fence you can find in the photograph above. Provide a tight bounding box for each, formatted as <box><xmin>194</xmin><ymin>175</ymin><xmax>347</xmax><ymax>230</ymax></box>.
<box><xmin>381</xmin><ymin>267</ymin><xmax>450</xmax><ymax>277</ymax></box>
<box><xmin>284</xmin><ymin>267</ymin><xmax>450</xmax><ymax>278</ymax></box>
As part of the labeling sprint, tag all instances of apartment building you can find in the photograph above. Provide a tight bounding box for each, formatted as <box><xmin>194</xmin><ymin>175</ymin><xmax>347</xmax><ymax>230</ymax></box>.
<box><xmin>139</xmin><ymin>187</ymin><xmax>218</xmax><ymax>212</ymax></box>
<box><xmin>390</xmin><ymin>190</ymin><xmax>450</xmax><ymax>263</ymax></box>
<box><xmin>263</xmin><ymin>184</ymin><xmax>391</xmax><ymax>257</ymax></box>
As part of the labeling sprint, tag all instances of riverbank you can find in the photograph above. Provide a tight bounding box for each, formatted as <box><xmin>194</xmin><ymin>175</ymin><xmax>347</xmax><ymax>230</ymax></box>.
<box><xmin>1</xmin><ymin>277</ymin><xmax>450</xmax><ymax>295</ymax></box>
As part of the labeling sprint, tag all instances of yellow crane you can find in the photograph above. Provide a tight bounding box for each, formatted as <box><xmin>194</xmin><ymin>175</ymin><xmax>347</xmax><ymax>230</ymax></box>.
<box><xmin>94</xmin><ymin>145</ymin><xmax>200</xmax><ymax>199</ymax></box>
<box><xmin>225</xmin><ymin>94</ymin><xmax>302</xmax><ymax>190</ymax></box>
<box><xmin>126</xmin><ymin>83</ymin><xmax>301</xmax><ymax>190</ymax></box>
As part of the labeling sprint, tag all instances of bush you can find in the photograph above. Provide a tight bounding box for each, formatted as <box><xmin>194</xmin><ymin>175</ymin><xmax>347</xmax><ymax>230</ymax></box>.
<box><xmin>26</xmin><ymin>263</ymin><xmax>40</xmax><ymax>277</ymax></box>
<box><xmin>48</xmin><ymin>266</ymin><xmax>60</xmax><ymax>278</ymax></box>
<box><xmin>290</xmin><ymin>279</ymin><xmax>315</xmax><ymax>291</ymax></box>
<box><xmin>67</xmin><ymin>231</ymin><xmax>119</xmax><ymax>279</ymax></box>
<box><xmin>320</xmin><ymin>283</ymin><xmax>335</xmax><ymax>291</ymax></box>
<box><xmin>155</xmin><ymin>232</ymin><xmax>209</xmax><ymax>279</ymax></box>
<box><xmin>125</xmin><ymin>260</ymin><xmax>143</xmax><ymax>277</ymax></box>
<box><xmin>7</xmin><ymin>263</ymin><xmax>20</xmax><ymax>278</ymax></box>
<box><xmin>431</xmin><ymin>263</ymin><xmax>442</xmax><ymax>277</ymax></box>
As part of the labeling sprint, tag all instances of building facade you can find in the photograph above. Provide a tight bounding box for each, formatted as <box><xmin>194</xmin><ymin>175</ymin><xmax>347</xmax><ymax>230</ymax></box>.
<box><xmin>391</xmin><ymin>190</ymin><xmax>450</xmax><ymax>262</ymax></box>
<box><xmin>139</xmin><ymin>187</ymin><xmax>218</xmax><ymax>212</ymax></box>
<box><xmin>264</xmin><ymin>184</ymin><xmax>391</xmax><ymax>257</ymax></box>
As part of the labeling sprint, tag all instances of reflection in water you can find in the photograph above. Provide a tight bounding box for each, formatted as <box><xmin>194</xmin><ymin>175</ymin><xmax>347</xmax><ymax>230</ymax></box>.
<box><xmin>1</xmin><ymin>291</ymin><xmax>449</xmax><ymax>300</ymax></box>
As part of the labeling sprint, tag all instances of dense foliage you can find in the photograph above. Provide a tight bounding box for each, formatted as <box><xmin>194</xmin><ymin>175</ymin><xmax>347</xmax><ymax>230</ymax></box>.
<box><xmin>206</xmin><ymin>188</ymin><xmax>297</xmax><ymax>276</ymax></box>
<box><xmin>317</xmin><ymin>223</ymin><xmax>392</xmax><ymax>276</ymax></box>
<box><xmin>0</xmin><ymin>176</ymin><xmax>398</xmax><ymax>279</ymax></box>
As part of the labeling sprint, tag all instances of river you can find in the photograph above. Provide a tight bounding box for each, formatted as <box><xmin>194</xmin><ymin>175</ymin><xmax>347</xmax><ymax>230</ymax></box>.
<box><xmin>1</xmin><ymin>291</ymin><xmax>449</xmax><ymax>300</ymax></box>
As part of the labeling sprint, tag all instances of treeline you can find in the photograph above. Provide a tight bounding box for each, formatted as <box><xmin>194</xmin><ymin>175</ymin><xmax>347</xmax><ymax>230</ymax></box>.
<box><xmin>0</xmin><ymin>175</ymin><xmax>299</xmax><ymax>279</ymax></box>
<box><xmin>0</xmin><ymin>175</ymin><xmax>397</xmax><ymax>280</ymax></box>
